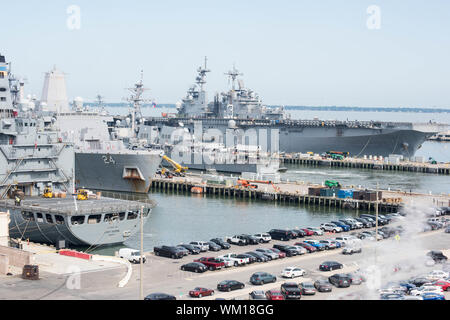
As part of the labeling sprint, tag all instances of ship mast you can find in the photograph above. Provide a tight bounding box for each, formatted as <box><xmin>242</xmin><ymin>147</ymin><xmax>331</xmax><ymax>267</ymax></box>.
<box><xmin>126</xmin><ymin>71</ymin><xmax>151</xmax><ymax>138</ymax></box>
<box><xmin>196</xmin><ymin>56</ymin><xmax>210</xmax><ymax>92</ymax></box>
<box><xmin>225</xmin><ymin>64</ymin><xmax>243</xmax><ymax>91</ymax></box>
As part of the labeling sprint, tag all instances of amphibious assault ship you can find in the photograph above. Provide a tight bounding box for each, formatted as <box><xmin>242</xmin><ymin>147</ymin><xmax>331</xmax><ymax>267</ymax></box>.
<box><xmin>137</xmin><ymin>59</ymin><xmax>438</xmax><ymax>158</ymax></box>
<box><xmin>0</xmin><ymin>54</ymin><xmax>153</xmax><ymax>246</ymax></box>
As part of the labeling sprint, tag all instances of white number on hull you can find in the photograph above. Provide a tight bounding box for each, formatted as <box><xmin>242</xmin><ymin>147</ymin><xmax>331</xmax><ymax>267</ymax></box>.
<box><xmin>102</xmin><ymin>155</ymin><xmax>116</xmax><ymax>164</ymax></box>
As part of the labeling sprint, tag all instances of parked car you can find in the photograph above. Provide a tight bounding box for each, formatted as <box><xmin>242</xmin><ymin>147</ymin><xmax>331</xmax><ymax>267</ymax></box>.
<box><xmin>410</xmin><ymin>285</ymin><xmax>443</xmax><ymax>296</ymax></box>
<box><xmin>240</xmin><ymin>234</ymin><xmax>260</xmax><ymax>245</ymax></box>
<box><xmin>380</xmin><ymin>293</ymin><xmax>405</xmax><ymax>300</ymax></box>
<box><xmin>320</xmin><ymin>223</ymin><xmax>343</xmax><ymax>233</ymax></box>
<box><xmin>354</xmin><ymin>217</ymin><xmax>373</xmax><ymax>228</ymax></box>
<box><xmin>225</xmin><ymin>235</ymin><xmax>248</xmax><ymax>246</ymax></box>
<box><xmin>249</xmin><ymin>290</ymin><xmax>267</xmax><ymax>300</ymax></box>
<box><xmin>210</xmin><ymin>238</ymin><xmax>231</xmax><ymax>249</ymax></box>
<box><xmin>305</xmin><ymin>227</ymin><xmax>324</xmax><ymax>236</ymax></box>
<box><xmin>217</xmin><ymin>280</ymin><xmax>245</xmax><ymax>292</ymax></box>
<box><xmin>346</xmin><ymin>273</ymin><xmax>363</xmax><ymax>285</ymax></box>
<box><xmin>268</xmin><ymin>229</ymin><xmax>294</xmax><ymax>241</ymax></box>
<box><xmin>314</xmin><ymin>279</ymin><xmax>333</xmax><ymax>292</ymax></box>
<box><xmin>303</xmin><ymin>239</ymin><xmax>326</xmax><ymax>251</ymax></box>
<box><xmin>269</xmin><ymin>247</ymin><xmax>287</xmax><ymax>259</ymax></box>
<box><xmin>421</xmin><ymin>292</ymin><xmax>446</xmax><ymax>300</ymax></box>
<box><xmin>330</xmin><ymin>221</ymin><xmax>350</xmax><ymax>232</ymax></box>
<box><xmin>338</xmin><ymin>219</ymin><xmax>358</xmax><ymax>230</ymax></box>
<box><xmin>280</xmin><ymin>282</ymin><xmax>301</xmax><ymax>299</ymax></box>
<box><xmin>180</xmin><ymin>262</ymin><xmax>207</xmax><ymax>273</ymax></box>
<box><xmin>432</xmin><ymin>279</ymin><xmax>450</xmax><ymax>291</ymax></box>
<box><xmin>189</xmin><ymin>241</ymin><xmax>210</xmax><ymax>252</ymax></box>
<box><xmin>342</xmin><ymin>246</ymin><xmax>362</xmax><ymax>255</ymax></box>
<box><xmin>207</xmin><ymin>241</ymin><xmax>222</xmax><ymax>252</ymax></box>
<box><xmin>175</xmin><ymin>246</ymin><xmax>190</xmax><ymax>256</ymax></box>
<box><xmin>328</xmin><ymin>274</ymin><xmax>351</xmax><ymax>288</ymax></box>
<box><xmin>300</xmin><ymin>228</ymin><xmax>315</xmax><ymax>236</ymax></box>
<box><xmin>427</xmin><ymin>250</ymin><xmax>448</xmax><ymax>263</ymax></box>
<box><xmin>215</xmin><ymin>257</ymin><xmax>233</xmax><ymax>268</ymax></box>
<box><xmin>154</xmin><ymin>245</ymin><xmax>185</xmax><ymax>259</ymax></box>
<box><xmin>218</xmin><ymin>253</ymin><xmax>247</xmax><ymax>266</ymax></box>
<box><xmin>299</xmin><ymin>282</ymin><xmax>316</xmax><ymax>295</ymax></box>
<box><xmin>118</xmin><ymin>248</ymin><xmax>146</xmax><ymax>264</ymax></box>
<box><xmin>342</xmin><ymin>218</ymin><xmax>363</xmax><ymax>229</ymax></box>
<box><xmin>255</xmin><ymin>248</ymin><xmax>279</xmax><ymax>260</ymax></box>
<box><xmin>144</xmin><ymin>293</ymin><xmax>177</xmax><ymax>300</ymax></box>
<box><xmin>250</xmin><ymin>272</ymin><xmax>277</xmax><ymax>285</ymax></box>
<box><xmin>319</xmin><ymin>261</ymin><xmax>343</xmax><ymax>271</ymax></box>
<box><xmin>193</xmin><ymin>257</ymin><xmax>225</xmax><ymax>271</ymax></box>
<box><xmin>319</xmin><ymin>239</ymin><xmax>337</xmax><ymax>250</ymax></box>
<box><xmin>236</xmin><ymin>253</ymin><xmax>255</xmax><ymax>264</ymax></box>
<box><xmin>293</xmin><ymin>229</ymin><xmax>307</xmax><ymax>237</ymax></box>
<box><xmin>295</xmin><ymin>242</ymin><xmax>317</xmax><ymax>253</ymax></box>
<box><xmin>426</xmin><ymin>270</ymin><xmax>449</xmax><ymax>281</ymax></box>
<box><xmin>265</xmin><ymin>290</ymin><xmax>285</xmax><ymax>300</ymax></box>
<box><xmin>189</xmin><ymin>287</ymin><xmax>214</xmax><ymax>298</ymax></box>
<box><xmin>177</xmin><ymin>243</ymin><xmax>201</xmax><ymax>255</ymax></box>
<box><xmin>246</xmin><ymin>251</ymin><xmax>269</xmax><ymax>262</ymax></box>
<box><xmin>273</xmin><ymin>244</ymin><xmax>298</xmax><ymax>257</ymax></box>
<box><xmin>289</xmin><ymin>245</ymin><xmax>307</xmax><ymax>255</ymax></box>
<box><xmin>281</xmin><ymin>266</ymin><xmax>306</xmax><ymax>278</ymax></box>
<box><xmin>253</xmin><ymin>233</ymin><xmax>272</xmax><ymax>243</ymax></box>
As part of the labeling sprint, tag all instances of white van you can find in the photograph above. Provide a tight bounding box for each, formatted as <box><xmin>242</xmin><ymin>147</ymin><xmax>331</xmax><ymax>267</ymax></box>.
<box><xmin>118</xmin><ymin>248</ymin><xmax>147</xmax><ymax>264</ymax></box>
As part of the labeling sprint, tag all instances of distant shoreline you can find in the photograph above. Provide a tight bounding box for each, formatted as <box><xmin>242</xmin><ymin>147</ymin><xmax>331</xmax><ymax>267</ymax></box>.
<box><xmin>85</xmin><ymin>103</ymin><xmax>450</xmax><ymax>114</ymax></box>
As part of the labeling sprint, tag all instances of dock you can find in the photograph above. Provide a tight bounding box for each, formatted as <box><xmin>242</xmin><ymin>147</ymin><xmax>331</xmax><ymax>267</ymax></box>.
<box><xmin>280</xmin><ymin>155</ymin><xmax>450</xmax><ymax>175</ymax></box>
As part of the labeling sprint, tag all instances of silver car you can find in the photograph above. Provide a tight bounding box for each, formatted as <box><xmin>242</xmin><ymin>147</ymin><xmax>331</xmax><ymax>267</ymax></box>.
<box><xmin>255</xmin><ymin>248</ymin><xmax>279</xmax><ymax>260</ymax></box>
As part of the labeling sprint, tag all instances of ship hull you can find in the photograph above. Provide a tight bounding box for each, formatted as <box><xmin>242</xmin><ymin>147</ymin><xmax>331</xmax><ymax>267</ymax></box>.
<box><xmin>75</xmin><ymin>151</ymin><xmax>161</xmax><ymax>194</ymax></box>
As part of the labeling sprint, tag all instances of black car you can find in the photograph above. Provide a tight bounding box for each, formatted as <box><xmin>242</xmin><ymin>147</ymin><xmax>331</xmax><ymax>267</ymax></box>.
<box><xmin>380</xmin><ymin>293</ymin><xmax>404</xmax><ymax>300</ymax></box>
<box><xmin>250</xmin><ymin>272</ymin><xmax>277</xmax><ymax>285</ymax></box>
<box><xmin>153</xmin><ymin>245</ymin><xmax>185</xmax><ymax>259</ymax></box>
<box><xmin>314</xmin><ymin>279</ymin><xmax>333</xmax><ymax>292</ymax></box>
<box><xmin>268</xmin><ymin>229</ymin><xmax>294</xmax><ymax>241</ymax></box>
<box><xmin>294</xmin><ymin>229</ymin><xmax>307</xmax><ymax>237</ymax></box>
<box><xmin>217</xmin><ymin>280</ymin><xmax>245</xmax><ymax>292</ymax></box>
<box><xmin>339</xmin><ymin>219</ymin><xmax>357</xmax><ymax>230</ymax></box>
<box><xmin>144</xmin><ymin>293</ymin><xmax>177</xmax><ymax>300</ymax></box>
<box><xmin>354</xmin><ymin>217</ymin><xmax>373</xmax><ymax>228</ymax></box>
<box><xmin>427</xmin><ymin>250</ymin><xmax>448</xmax><ymax>263</ymax></box>
<box><xmin>178</xmin><ymin>244</ymin><xmax>201</xmax><ymax>255</ymax></box>
<box><xmin>207</xmin><ymin>241</ymin><xmax>222</xmax><ymax>252</ymax></box>
<box><xmin>180</xmin><ymin>262</ymin><xmax>207</xmax><ymax>273</ymax></box>
<box><xmin>280</xmin><ymin>282</ymin><xmax>301</xmax><ymax>299</ymax></box>
<box><xmin>409</xmin><ymin>277</ymin><xmax>431</xmax><ymax>287</ymax></box>
<box><xmin>210</xmin><ymin>238</ymin><xmax>231</xmax><ymax>249</ymax></box>
<box><xmin>240</xmin><ymin>234</ymin><xmax>260</xmax><ymax>245</ymax></box>
<box><xmin>288</xmin><ymin>229</ymin><xmax>304</xmax><ymax>239</ymax></box>
<box><xmin>319</xmin><ymin>261</ymin><xmax>343</xmax><ymax>271</ymax></box>
<box><xmin>328</xmin><ymin>274</ymin><xmax>351</xmax><ymax>288</ymax></box>
<box><xmin>236</xmin><ymin>253</ymin><xmax>256</xmax><ymax>264</ymax></box>
<box><xmin>273</xmin><ymin>244</ymin><xmax>298</xmax><ymax>257</ymax></box>
<box><xmin>246</xmin><ymin>251</ymin><xmax>269</xmax><ymax>262</ymax></box>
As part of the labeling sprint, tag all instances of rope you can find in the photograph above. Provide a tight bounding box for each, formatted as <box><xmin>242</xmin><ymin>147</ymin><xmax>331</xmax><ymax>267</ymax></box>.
<box><xmin>355</xmin><ymin>136</ymin><xmax>372</xmax><ymax>158</ymax></box>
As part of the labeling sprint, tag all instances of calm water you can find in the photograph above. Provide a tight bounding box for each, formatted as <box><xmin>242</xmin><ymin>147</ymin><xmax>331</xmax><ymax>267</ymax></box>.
<box><xmin>91</xmin><ymin>107</ymin><xmax>449</xmax><ymax>255</ymax></box>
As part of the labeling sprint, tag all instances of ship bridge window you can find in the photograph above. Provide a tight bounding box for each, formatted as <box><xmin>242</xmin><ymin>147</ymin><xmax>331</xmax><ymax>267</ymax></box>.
<box><xmin>55</xmin><ymin>215</ymin><xmax>65</xmax><ymax>224</ymax></box>
<box><xmin>45</xmin><ymin>214</ymin><xmax>53</xmax><ymax>223</ymax></box>
<box><xmin>119</xmin><ymin>212</ymin><xmax>126</xmax><ymax>221</ymax></box>
<box><xmin>104</xmin><ymin>213</ymin><xmax>119</xmax><ymax>223</ymax></box>
<box><xmin>71</xmin><ymin>216</ymin><xmax>85</xmax><ymax>225</ymax></box>
<box><xmin>127</xmin><ymin>211</ymin><xmax>138</xmax><ymax>220</ymax></box>
<box><xmin>36</xmin><ymin>213</ymin><xmax>44</xmax><ymax>223</ymax></box>
<box><xmin>88</xmin><ymin>214</ymin><xmax>102</xmax><ymax>224</ymax></box>
<box><xmin>22</xmin><ymin>211</ymin><xmax>35</xmax><ymax>222</ymax></box>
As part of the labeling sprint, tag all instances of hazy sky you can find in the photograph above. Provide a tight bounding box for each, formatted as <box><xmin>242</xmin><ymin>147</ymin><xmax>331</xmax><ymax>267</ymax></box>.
<box><xmin>1</xmin><ymin>1</ymin><xmax>450</xmax><ymax>108</ymax></box>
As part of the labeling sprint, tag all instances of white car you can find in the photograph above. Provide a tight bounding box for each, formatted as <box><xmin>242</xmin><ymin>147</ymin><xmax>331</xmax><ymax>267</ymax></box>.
<box><xmin>224</xmin><ymin>235</ymin><xmax>247</xmax><ymax>246</ymax></box>
<box><xmin>216</xmin><ymin>257</ymin><xmax>233</xmax><ymax>268</ymax></box>
<box><xmin>281</xmin><ymin>266</ymin><xmax>306</xmax><ymax>278</ymax></box>
<box><xmin>218</xmin><ymin>253</ymin><xmax>247</xmax><ymax>266</ymax></box>
<box><xmin>253</xmin><ymin>233</ymin><xmax>272</xmax><ymax>243</ymax></box>
<box><xmin>426</xmin><ymin>270</ymin><xmax>449</xmax><ymax>281</ymax></box>
<box><xmin>306</xmin><ymin>227</ymin><xmax>324</xmax><ymax>236</ymax></box>
<box><xmin>320</xmin><ymin>223</ymin><xmax>342</xmax><ymax>233</ymax></box>
<box><xmin>410</xmin><ymin>285</ymin><xmax>443</xmax><ymax>296</ymax></box>
<box><xmin>189</xmin><ymin>241</ymin><xmax>210</xmax><ymax>252</ymax></box>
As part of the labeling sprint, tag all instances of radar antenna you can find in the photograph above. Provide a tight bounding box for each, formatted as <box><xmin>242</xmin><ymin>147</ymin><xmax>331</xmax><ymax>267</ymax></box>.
<box><xmin>195</xmin><ymin>56</ymin><xmax>210</xmax><ymax>91</ymax></box>
<box><xmin>225</xmin><ymin>64</ymin><xmax>243</xmax><ymax>91</ymax></box>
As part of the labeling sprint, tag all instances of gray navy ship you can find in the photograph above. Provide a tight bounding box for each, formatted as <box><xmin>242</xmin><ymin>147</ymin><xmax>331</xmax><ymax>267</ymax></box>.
<box><xmin>0</xmin><ymin>53</ymin><xmax>153</xmax><ymax>246</ymax></box>
<box><xmin>136</xmin><ymin>59</ymin><xmax>440</xmax><ymax>158</ymax></box>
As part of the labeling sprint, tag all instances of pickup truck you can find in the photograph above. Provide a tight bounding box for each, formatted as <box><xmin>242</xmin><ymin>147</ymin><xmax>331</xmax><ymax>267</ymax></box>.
<box><xmin>194</xmin><ymin>257</ymin><xmax>225</xmax><ymax>271</ymax></box>
<box><xmin>225</xmin><ymin>235</ymin><xmax>248</xmax><ymax>246</ymax></box>
<box><xmin>218</xmin><ymin>253</ymin><xmax>248</xmax><ymax>266</ymax></box>
<box><xmin>154</xmin><ymin>245</ymin><xmax>185</xmax><ymax>259</ymax></box>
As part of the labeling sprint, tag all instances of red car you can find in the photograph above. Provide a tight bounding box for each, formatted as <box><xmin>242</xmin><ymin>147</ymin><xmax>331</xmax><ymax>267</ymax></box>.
<box><xmin>300</xmin><ymin>229</ymin><xmax>315</xmax><ymax>236</ymax></box>
<box><xmin>265</xmin><ymin>290</ymin><xmax>285</xmax><ymax>300</ymax></box>
<box><xmin>194</xmin><ymin>257</ymin><xmax>225</xmax><ymax>271</ymax></box>
<box><xmin>433</xmin><ymin>280</ymin><xmax>450</xmax><ymax>291</ymax></box>
<box><xmin>189</xmin><ymin>287</ymin><xmax>215</xmax><ymax>298</ymax></box>
<box><xmin>295</xmin><ymin>242</ymin><xmax>317</xmax><ymax>253</ymax></box>
<box><xmin>269</xmin><ymin>248</ymin><xmax>286</xmax><ymax>259</ymax></box>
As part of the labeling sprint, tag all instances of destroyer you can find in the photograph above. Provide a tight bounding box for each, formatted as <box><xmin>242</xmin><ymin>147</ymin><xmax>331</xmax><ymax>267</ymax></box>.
<box><xmin>134</xmin><ymin>59</ymin><xmax>439</xmax><ymax>158</ymax></box>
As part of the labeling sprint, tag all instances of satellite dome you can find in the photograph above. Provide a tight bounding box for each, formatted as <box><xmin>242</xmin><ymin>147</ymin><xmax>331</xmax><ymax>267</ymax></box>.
<box><xmin>228</xmin><ymin>119</ymin><xmax>236</xmax><ymax>128</ymax></box>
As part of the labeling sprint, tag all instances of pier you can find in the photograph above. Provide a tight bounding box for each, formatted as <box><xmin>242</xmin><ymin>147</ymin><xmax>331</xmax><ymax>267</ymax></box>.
<box><xmin>280</xmin><ymin>155</ymin><xmax>450</xmax><ymax>175</ymax></box>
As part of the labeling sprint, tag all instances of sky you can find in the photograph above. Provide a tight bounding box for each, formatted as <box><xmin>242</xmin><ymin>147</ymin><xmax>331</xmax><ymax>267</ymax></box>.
<box><xmin>1</xmin><ymin>0</ymin><xmax>450</xmax><ymax>108</ymax></box>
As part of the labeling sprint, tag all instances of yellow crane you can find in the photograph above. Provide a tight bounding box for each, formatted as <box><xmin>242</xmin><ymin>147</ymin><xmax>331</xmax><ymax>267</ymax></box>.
<box><xmin>162</xmin><ymin>155</ymin><xmax>188</xmax><ymax>176</ymax></box>
<box><xmin>43</xmin><ymin>186</ymin><xmax>54</xmax><ymax>198</ymax></box>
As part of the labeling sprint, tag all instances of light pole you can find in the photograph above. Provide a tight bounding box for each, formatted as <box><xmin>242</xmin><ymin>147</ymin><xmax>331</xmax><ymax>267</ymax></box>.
<box><xmin>140</xmin><ymin>205</ymin><xmax>144</xmax><ymax>300</ymax></box>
